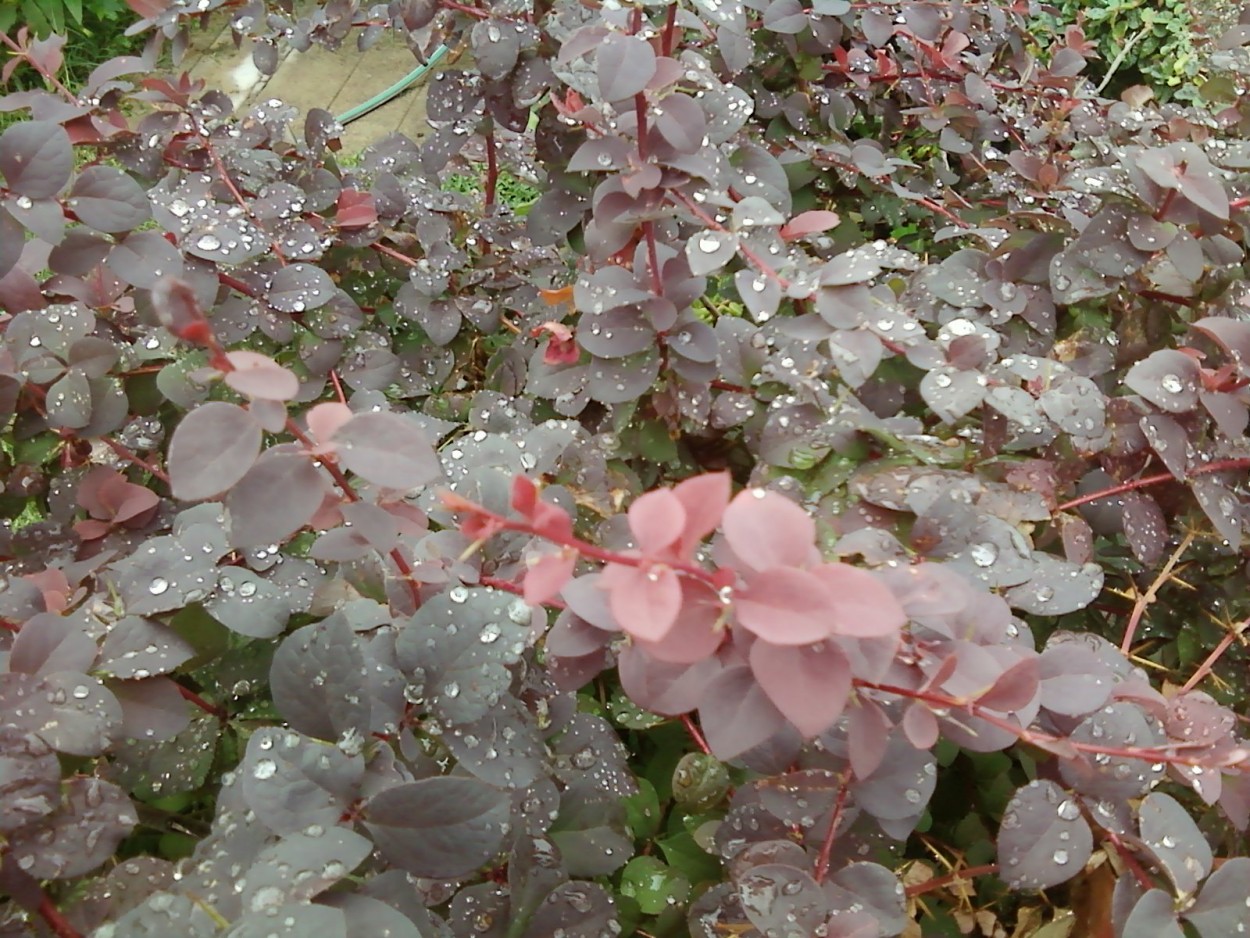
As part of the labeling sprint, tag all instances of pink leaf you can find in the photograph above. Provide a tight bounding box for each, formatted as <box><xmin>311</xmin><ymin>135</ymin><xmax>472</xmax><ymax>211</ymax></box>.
<box><xmin>628</xmin><ymin>488</ymin><xmax>686</xmax><ymax>554</ymax></box>
<box><xmin>750</xmin><ymin>640</ymin><xmax>852</xmax><ymax>738</ymax></box>
<box><xmin>563</xmin><ymin>573</ymin><xmax>620</xmax><ymax>631</ymax></box>
<box><xmin>224</xmin><ymin>350</ymin><xmax>300</xmax><ymax>402</ymax></box>
<box><xmin>780</xmin><ymin>209</ymin><xmax>841</xmax><ymax>241</ymax></box>
<box><xmin>722</xmin><ymin>489</ymin><xmax>815</xmax><ymax>572</ymax></box>
<box><xmin>901</xmin><ymin>702</ymin><xmax>940</xmax><ymax>750</ymax></box>
<box><xmin>606</xmin><ymin>563</ymin><xmax>682</xmax><ymax>641</ymax></box>
<box><xmin>672</xmin><ymin>472</ymin><xmax>731</xmax><ymax>555</ymax></box>
<box><xmin>847</xmin><ymin>699</ymin><xmax>893</xmax><ymax>778</ymax></box>
<box><xmin>634</xmin><ymin>580</ymin><xmax>725</xmax><ymax>663</ymax></box>
<box><xmin>812</xmin><ymin>563</ymin><xmax>907</xmax><ymax>637</ymax></box>
<box><xmin>734</xmin><ymin>568</ymin><xmax>836</xmax><ymax>645</ymax></box>
<box><xmin>306</xmin><ymin>402</ymin><xmax>353</xmax><ymax>446</ymax></box>
<box><xmin>532</xmin><ymin>501</ymin><xmax>573</xmax><ymax>542</ymax></box>
<box><xmin>524</xmin><ymin>550</ymin><xmax>576</xmax><ymax>605</ymax></box>
<box><xmin>511</xmin><ymin>475</ymin><xmax>538</xmax><ymax>516</ymax></box>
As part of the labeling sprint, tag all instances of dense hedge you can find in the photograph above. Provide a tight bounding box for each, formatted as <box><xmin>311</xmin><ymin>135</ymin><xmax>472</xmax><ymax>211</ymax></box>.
<box><xmin>3</xmin><ymin>0</ymin><xmax>1250</xmax><ymax>936</ymax></box>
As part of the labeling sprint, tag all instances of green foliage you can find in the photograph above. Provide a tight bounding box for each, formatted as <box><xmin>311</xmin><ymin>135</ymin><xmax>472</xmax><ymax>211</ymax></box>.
<box><xmin>1033</xmin><ymin>0</ymin><xmax>1201</xmax><ymax>99</ymax></box>
<box><xmin>0</xmin><ymin>0</ymin><xmax>141</xmax><ymax>91</ymax></box>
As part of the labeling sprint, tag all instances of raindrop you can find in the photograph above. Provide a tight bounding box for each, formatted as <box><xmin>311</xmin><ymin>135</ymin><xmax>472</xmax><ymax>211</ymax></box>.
<box><xmin>195</xmin><ymin>233</ymin><xmax>222</xmax><ymax>252</ymax></box>
<box><xmin>148</xmin><ymin>578</ymin><xmax>170</xmax><ymax>595</ymax></box>
<box><xmin>252</xmin><ymin>759</ymin><xmax>277</xmax><ymax>780</ymax></box>
<box><xmin>1056</xmin><ymin>799</ymin><xmax>1081</xmax><ymax>821</ymax></box>
<box><xmin>1052</xmin><ymin>849</ymin><xmax>1069</xmax><ymax>865</ymax></box>
<box><xmin>969</xmin><ymin>543</ymin><xmax>998</xmax><ymax>567</ymax></box>
<box><xmin>1160</xmin><ymin>374</ymin><xmax>1184</xmax><ymax>394</ymax></box>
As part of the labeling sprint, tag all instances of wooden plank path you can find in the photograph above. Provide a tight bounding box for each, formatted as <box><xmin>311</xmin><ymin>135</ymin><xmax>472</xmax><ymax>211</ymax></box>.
<box><xmin>182</xmin><ymin>16</ymin><xmax>442</xmax><ymax>153</ymax></box>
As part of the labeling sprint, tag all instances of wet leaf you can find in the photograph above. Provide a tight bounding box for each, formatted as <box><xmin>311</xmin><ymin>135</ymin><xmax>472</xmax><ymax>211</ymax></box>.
<box><xmin>997</xmin><ymin>779</ymin><xmax>1093</xmax><ymax>889</ymax></box>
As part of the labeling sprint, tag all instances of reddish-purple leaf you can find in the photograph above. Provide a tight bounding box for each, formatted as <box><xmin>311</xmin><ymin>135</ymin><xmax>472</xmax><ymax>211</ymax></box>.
<box><xmin>67</xmin><ymin>166</ymin><xmax>150</xmax><ymax>233</ymax></box>
<box><xmin>977</xmin><ymin>655</ymin><xmax>1040</xmax><ymax>712</ymax></box>
<box><xmin>605</xmin><ymin>563</ymin><xmax>682</xmax><ymax>641</ymax></box>
<box><xmin>997</xmin><ymin>779</ymin><xmax>1093</xmax><ymax>889</ymax></box>
<box><xmin>224</xmin><ymin>350</ymin><xmax>301</xmax><ymax>402</ymax></box>
<box><xmin>847</xmin><ymin>699</ymin><xmax>893</xmax><ymax>778</ymax></box>
<box><xmin>618</xmin><ymin>648</ymin><xmax>719</xmax><ymax>715</ymax></box>
<box><xmin>268</xmin><ymin>262</ymin><xmax>335</xmax><ymax>313</ymax></box>
<box><xmin>227</xmin><ymin>451</ymin><xmax>327</xmax><ymax>548</ymax></box>
<box><xmin>597</xmin><ymin>33</ymin><xmax>656</xmax><ymax>101</ymax></box>
<box><xmin>330</xmin><ymin>412</ymin><xmax>442</xmax><ymax>490</ymax></box>
<box><xmin>722</xmin><ymin>489</ymin><xmax>815</xmax><ymax>572</ymax></box>
<box><xmin>734</xmin><ymin>568</ymin><xmax>835</xmax><ymax>645</ymax></box>
<box><xmin>111</xmin><ymin>677</ymin><xmax>192</xmax><ymax>742</ymax></box>
<box><xmin>628</xmin><ymin>488</ymin><xmax>686</xmax><ymax>554</ymax></box>
<box><xmin>698</xmin><ymin>663</ymin><xmax>786</xmax><ymax>760</ymax></box>
<box><xmin>168</xmin><ymin>401</ymin><xmax>262</xmax><ymax>501</ymax></box>
<box><xmin>0</xmin><ymin>122</ymin><xmax>73</xmax><ymax>199</ymax></box>
<box><xmin>811</xmin><ymin>563</ymin><xmax>907</xmax><ymax>638</ymax></box>
<box><xmin>750</xmin><ymin>639</ymin><xmax>851</xmax><ymax>737</ymax></box>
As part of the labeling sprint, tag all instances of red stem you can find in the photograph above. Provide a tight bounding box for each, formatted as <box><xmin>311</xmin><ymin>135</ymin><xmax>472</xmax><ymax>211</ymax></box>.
<box><xmin>813</xmin><ymin>778</ymin><xmax>849</xmax><ymax>883</ymax></box>
<box><xmin>36</xmin><ymin>892</ymin><xmax>82</xmax><ymax>938</ymax></box>
<box><xmin>643</xmin><ymin>222</ymin><xmax>662</xmax><ymax>295</ymax></box>
<box><xmin>1105</xmin><ymin>830</ymin><xmax>1154</xmax><ymax>890</ymax></box>
<box><xmin>857</xmin><ymin>679</ymin><xmax>1243</xmax><ymax>770</ymax></box>
<box><xmin>1181</xmin><ymin>625</ymin><xmax>1244</xmax><ymax>694</ymax></box>
<box><xmin>661</xmin><ymin>2</ymin><xmax>678</xmax><ymax>56</ymax></box>
<box><xmin>371</xmin><ymin>242</ymin><xmax>418</xmax><ymax>267</ymax></box>
<box><xmin>176</xmin><ymin>683</ymin><xmax>227</xmax><ymax>719</ymax></box>
<box><xmin>681</xmin><ymin>713</ymin><xmax>711</xmax><ymax>755</ymax></box>
<box><xmin>101</xmin><ymin>437</ymin><xmax>170</xmax><ymax>483</ymax></box>
<box><xmin>0</xmin><ymin>32</ymin><xmax>77</xmax><ymax>102</ymax></box>
<box><xmin>904</xmin><ymin>863</ymin><xmax>1000</xmax><ymax>898</ymax></box>
<box><xmin>484</xmin><ymin>127</ymin><xmax>498</xmax><ymax>210</ymax></box>
<box><xmin>1054</xmin><ymin>458</ymin><xmax>1250</xmax><ymax>513</ymax></box>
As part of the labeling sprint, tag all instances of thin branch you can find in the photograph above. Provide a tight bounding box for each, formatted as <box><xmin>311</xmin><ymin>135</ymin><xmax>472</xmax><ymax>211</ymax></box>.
<box><xmin>681</xmin><ymin>713</ymin><xmax>711</xmax><ymax>755</ymax></box>
<box><xmin>1181</xmin><ymin>620</ymin><xmax>1247</xmax><ymax>694</ymax></box>
<box><xmin>1120</xmin><ymin>531</ymin><xmax>1194</xmax><ymax>655</ymax></box>
<box><xmin>1054</xmin><ymin>458</ymin><xmax>1250</xmax><ymax>513</ymax></box>
<box><xmin>813</xmin><ymin>778</ymin><xmax>850</xmax><ymax>883</ymax></box>
<box><xmin>904</xmin><ymin>863</ymin><xmax>999</xmax><ymax>898</ymax></box>
<box><xmin>36</xmin><ymin>890</ymin><xmax>83</xmax><ymax>938</ymax></box>
<box><xmin>176</xmin><ymin>683</ymin><xmax>227</xmax><ymax>720</ymax></box>
<box><xmin>101</xmin><ymin>437</ymin><xmax>170</xmax><ymax>483</ymax></box>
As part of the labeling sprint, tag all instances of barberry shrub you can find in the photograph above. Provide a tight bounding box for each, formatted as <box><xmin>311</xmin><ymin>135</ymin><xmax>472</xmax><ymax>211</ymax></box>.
<box><xmin>3</xmin><ymin>0</ymin><xmax>1250</xmax><ymax>935</ymax></box>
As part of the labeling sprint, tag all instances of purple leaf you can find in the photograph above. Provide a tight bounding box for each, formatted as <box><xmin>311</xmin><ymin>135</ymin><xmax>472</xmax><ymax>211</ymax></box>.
<box><xmin>0</xmin><ymin>122</ymin><xmax>73</xmax><ymax>199</ymax></box>
<box><xmin>227</xmin><ymin>451</ymin><xmax>327</xmax><ymax>548</ymax></box>
<box><xmin>997</xmin><ymin>779</ymin><xmax>1093</xmax><ymax>889</ymax></box>
<box><xmin>330</xmin><ymin>411</ymin><xmax>442</xmax><ymax>490</ymax></box>
<box><xmin>365</xmin><ymin>777</ymin><xmax>511</xmax><ymax>877</ymax></box>
<box><xmin>67</xmin><ymin>166</ymin><xmax>150</xmax><ymax>233</ymax></box>
<box><xmin>597</xmin><ymin>33</ymin><xmax>656</xmax><ymax>101</ymax></box>
<box><xmin>698</xmin><ymin>662</ymin><xmax>786</xmax><ymax>760</ymax></box>
<box><xmin>168</xmin><ymin>401</ymin><xmax>263</xmax><ymax>501</ymax></box>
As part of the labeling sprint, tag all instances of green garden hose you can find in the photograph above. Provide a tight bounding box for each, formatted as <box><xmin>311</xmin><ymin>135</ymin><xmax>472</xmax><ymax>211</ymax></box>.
<box><xmin>335</xmin><ymin>43</ymin><xmax>451</xmax><ymax>125</ymax></box>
